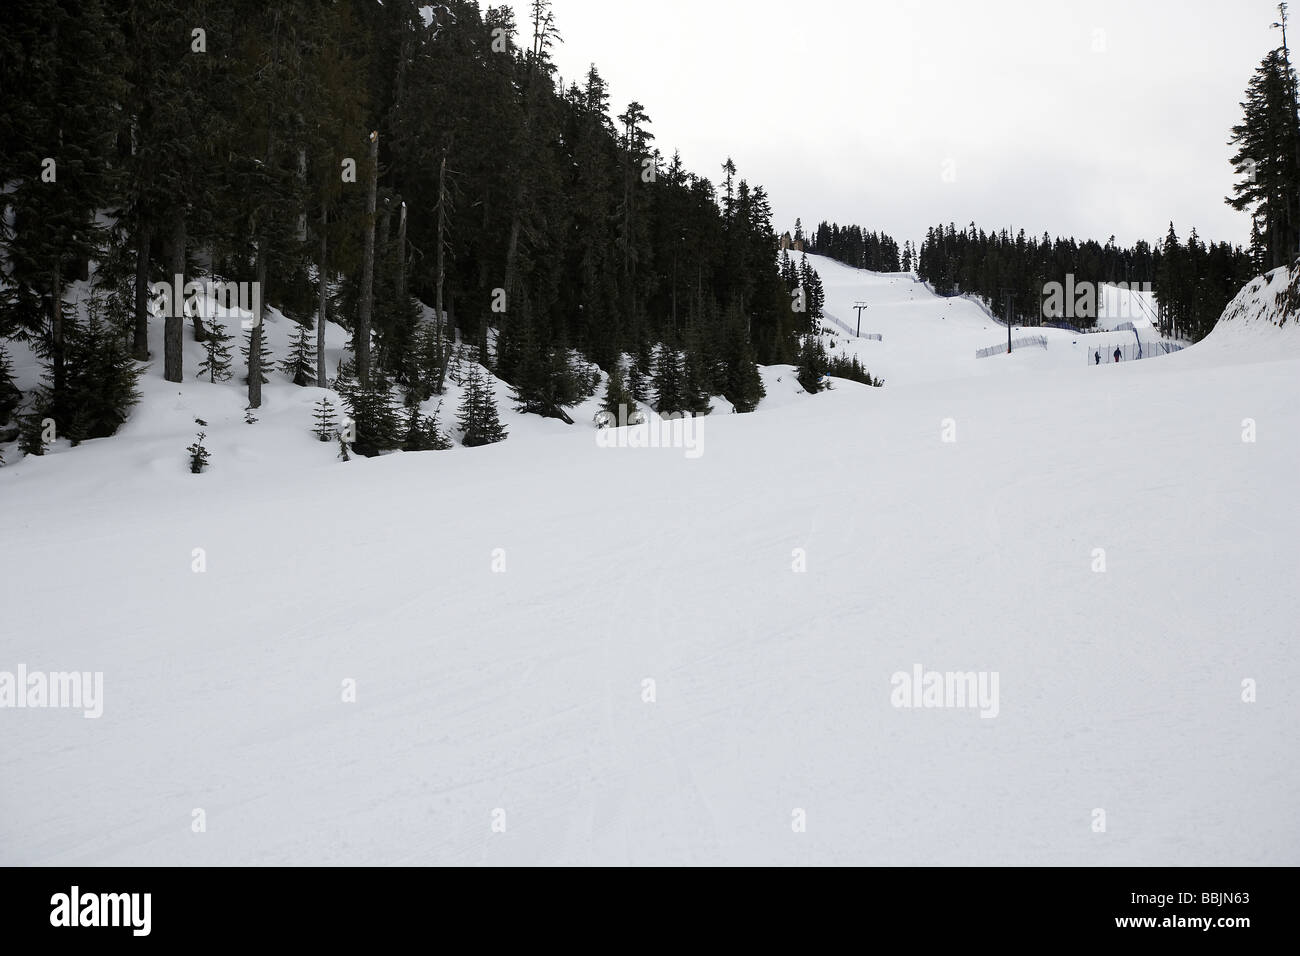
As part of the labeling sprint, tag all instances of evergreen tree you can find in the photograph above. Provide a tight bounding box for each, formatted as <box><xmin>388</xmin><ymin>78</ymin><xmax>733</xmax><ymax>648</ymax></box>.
<box><xmin>0</xmin><ymin>347</ymin><xmax>21</xmax><ymax>424</ymax></box>
<box><xmin>509</xmin><ymin>317</ymin><xmax>584</xmax><ymax>421</ymax></box>
<box><xmin>504</xmin><ymin>313</ymin><xmax>547</xmax><ymax>414</ymax></box>
<box><xmin>331</xmin><ymin>358</ymin><xmax>358</xmax><ymax>404</ymax></box>
<box><xmin>25</xmin><ymin>312</ymin><xmax>143</xmax><ymax>446</ymax></box>
<box><xmin>796</xmin><ymin>334</ymin><xmax>830</xmax><ymax>393</ymax></box>
<box><xmin>628</xmin><ymin>339</ymin><xmax>654</xmax><ymax>403</ymax></box>
<box><xmin>187</xmin><ymin>430</ymin><xmax>210</xmax><ymax>474</ymax></box>
<box><xmin>456</xmin><ymin>364</ymin><xmax>508</xmax><ymax>447</ymax></box>
<box><xmin>197</xmin><ymin>323</ymin><xmax>235</xmax><ymax>383</ymax></box>
<box><xmin>345</xmin><ymin>377</ymin><xmax>401</xmax><ymax>458</ymax></box>
<box><xmin>719</xmin><ymin>306</ymin><xmax>766</xmax><ymax>413</ymax></box>
<box><xmin>312</xmin><ymin>397</ymin><xmax>339</xmax><ymax>442</ymax></box>
<box><xmin>797</xmin><ymin>254</ymin><xmax>824</xmax><ymax>324</ymax></box>
<box><xmin>399</xmin><ymin>400</ymin><xmax>423</xmax><ymax>450</ymax></box>
<box><xmin>401</xmin><ymin>400</ymin><xmax>452</xmax><ymax>452</ymax></box>
<box><xmin>601</xmin><ymin>363</ymin><xmax>636</xmax><ymax>421</ymax></box>
<box><xmin>1228</xmin><ymin>44</ymin><xmax>1300</xmax><ymax>268</ymax></box>
<box><xmin>374</xmin><ymin>288</ymin><xmax>423</xmax><ymax>386</ymax></box>
<box><xmin>424</xmin><ymin>406</ymin><xmax>454</xmax><ymax>450</ymax></box>
<box><xmin>241</xmin><ymin>328</ymin><xmax>275</xmax><ymax>385</ymax></box>
<box><xmin>63</xmin><ymin>315</ymin><xmax>143</xmax><ymax>443</ymax></box>
<box><xmin>280</xmin><ymin>324</ymin><xmax>318</xmax><ymax>386</ymax></box>
<box><xmin>807</xmin><ymin>263</ymin><xmax>825</xmax><ymax>320</ymax></box>
<box><xmin>779</xmin><ymin>249</ymin><xmax>797</xmax><ymax>291</ymax></box>
<box><xmin>18</xmin><ymin>410</ymin><xmax>49</xmax><ymax>457</ymax></box>
<box><xmin>826</xmin><ymin>352</ymin><xmax>883</xmax><ymax>387</ymax></box>
<box><xmin>680</xmin><ymin>326</ymin><xmax>713</xmax><ymax>415</ymax></box>
<box><xmin>447</xmin><ymin>342</ymin><xmax>467</xmax><ymax>387</ymax></box>
<box><xmin>1249</xmin><ymin>216</ymin><xmax>1269</xmax><ymax>272</ymax></box>
<box><xmin>1156</xmin><ymin>223</ymin><xmax>1184</xmax><ymax>337</ymax></box>
<box><xmin>653</xmin><ymin>344</ymin><xmax>686</xmax><ymax>414</ymax></box>
<box><xmin>726</xmin><ymin>338</ymin><xmax>765</xmax><ymax>412</ymax></box>
<box><xmin>412</xmin><ymin>322</ymin><xmax>446</xmax><ymax>400</ymax></box>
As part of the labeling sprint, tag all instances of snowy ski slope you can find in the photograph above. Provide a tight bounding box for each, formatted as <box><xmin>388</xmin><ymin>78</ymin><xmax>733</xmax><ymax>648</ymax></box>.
<box><xmin>1</xmin><ymin>263</ymin><xmax>1297</xmax><ymax>866</ymax></box>
<box><xmin>807</xmin><ymin>253</ymin><xmax>1176</xmax><ymax>385</ymax></box>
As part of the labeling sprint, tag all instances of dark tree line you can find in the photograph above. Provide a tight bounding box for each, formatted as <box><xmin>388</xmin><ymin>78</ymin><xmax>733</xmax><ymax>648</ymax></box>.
<box><xmin>6</xmin><ymin>0</ymin><xmax>1289</xmax><ymax>459</ymax></box>
<box><xmin>0</xmin><ymin>0</ymin><xmax>793</xmax><ymax>454</ymax></box>
<box><xmin>1154</xmin><ymin>225</ymin><xmax>1258</xmax><ymax>341</ymax></box>
<box><xmin>915</xmin><ymin>223</ymin><xmax>1253</xmax><ymax>342</ymax></box>
<box><xmin>807</xmin><ymin>221</ymin><xmax>904</xmax><ymax>273</ymax></box>
<box><xmin>918</xmin><ymin>224</ymin><xmax>1155</xmax><ymax>323</ymax></box>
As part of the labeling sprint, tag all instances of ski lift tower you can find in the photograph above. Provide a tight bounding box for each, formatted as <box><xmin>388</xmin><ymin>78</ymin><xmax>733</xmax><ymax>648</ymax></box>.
<box><xmin>1000</xmin><ymin>288</ymin><xmax>1016</xmax><ymax>353</ymax></box>
<box><xmin>853</xmin><ymin>301</ymin><xmax>868</xmax><ymax>337</ymax></box>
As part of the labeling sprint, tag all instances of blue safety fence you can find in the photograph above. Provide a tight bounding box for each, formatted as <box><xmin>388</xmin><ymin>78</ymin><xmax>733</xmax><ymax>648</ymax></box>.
<box><xmin>975</xmin><ymin>336</ymin><xmax>1048</xmax><ymax>359</ymax></box>
<box><xmin>823</xmin><ymin>313</ymin><xmax>882</xmax><ymax>340</ymax></box>
<box><xmin>1086</xmin><ymin>340</ymin><xmax>1185</xmax><ymax>365</ymax></box>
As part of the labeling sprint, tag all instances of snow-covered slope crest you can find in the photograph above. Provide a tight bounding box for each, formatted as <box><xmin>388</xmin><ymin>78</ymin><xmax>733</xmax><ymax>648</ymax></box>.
<box><xmin>1205</xmin><ymin>264</ymin><xmax>1300</xmax><ymax>357</ymax></box>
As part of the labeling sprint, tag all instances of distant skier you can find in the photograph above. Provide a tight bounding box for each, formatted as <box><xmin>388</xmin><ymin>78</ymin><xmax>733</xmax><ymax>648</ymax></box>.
<box><xmin>1113</xmin><ymin>347</ymin><xmax>1122</xmax><ymax>364</ymax></box>
<box><xmin>1094</xmin><ymin>350</ymin><xmax>1101</xmax><ymax>365</ymax></box>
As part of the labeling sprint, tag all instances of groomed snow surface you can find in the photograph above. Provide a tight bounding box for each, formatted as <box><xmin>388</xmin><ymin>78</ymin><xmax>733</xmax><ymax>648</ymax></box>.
<box><xmin>1</xmin><ymin>254</ymin><xmax>1297</xmax><ymax>865</ymax></box>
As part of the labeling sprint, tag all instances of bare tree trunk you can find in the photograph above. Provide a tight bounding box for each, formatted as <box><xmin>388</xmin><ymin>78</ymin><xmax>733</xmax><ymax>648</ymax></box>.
<box><xmin>249</xmin><ymin>245</ymin><xmax>266</xmax><ymax>409</ymax></box>
<box><xmin>357</xmin><ymin>131</ymin><xmax>378</xmax><ymax>387</ymax></box>
<box><xmin>379</xmin><ymin>204</ymin><xmax>392</xmax><ymax>260</ymax></box>
<box><xmin>132</xmin><ymin>220</ymin><xmax>151</xmax><ymax>361</ymax></box>
<box><xmin>502</xmin><ymin>46</ymin><xmax>539</xmax><ymax>324</ymax></box>
<box><xmin>395</xmin><ymin>200</ymin><xmax>407</xmax><ymax>303</ymax></box>
<box><xmin>164</xmin><ymin>214</ymin><xmax>185</xmax><ymax>383</ymax></box>
<box><xmin>499</xmin><ymin>8</ymin><xmax>556</xmax><ymax>328</ymax></box>
<box><xmin>504</xmin><ymin>218</ymin><xmax>521</xmax><ymax>311</ymax></box>
<box><xmin>191</xmin><ymin>304</ymin><xmax>208</xmax><ymax>343</ymax></box>
<box><xmin>184</xmin><ymin>220</ymin><xmax>206</xmax><ymax>343</ymax></box>
<box><xmin>317</xmin><ymin>199</ymin><xmax>328</xmax><ymax>388</ymax></box>
<box><xmin>623</xmin><ymin>141</ymin><xmax>632</xmax><ymax>277</ymax></box>
<box><xmin>249</xmin><ymin>40</ymin><xmax>279</xmax><ymax>407</ymax></box>
<box><xmin>50</xmin><ymin>261</ymin><xmax>65</xmax><ymax>406</ymax></box>
<box><xmin>447</xmin><ymin>291</ymin><xmax>456</xmax><ymax>371</ymax></box>
<box><xmin>435</xmin><ymin>155</ymin><xmax>448</xmax><ymax>393</ymax></box>
<box><xmin>1272</xmin><ymin>211</ymin><xmax>1282</xmax><ymax>270</ymax></box>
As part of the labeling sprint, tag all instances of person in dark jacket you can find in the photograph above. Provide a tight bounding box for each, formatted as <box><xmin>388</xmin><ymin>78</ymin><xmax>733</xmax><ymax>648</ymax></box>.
<box><xmin>1113</xmin><ymin>347</ymin><xmax>1122</xmax><ymax>363</ymax></box>
<box><xmin>1095</xmin><ymin>350</ymin><xmax>1101</xmax><ymax>365</ymax></box>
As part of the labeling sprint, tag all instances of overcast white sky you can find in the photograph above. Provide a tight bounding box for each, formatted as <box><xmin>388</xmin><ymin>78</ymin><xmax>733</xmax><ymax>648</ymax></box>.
<box><xmin>505</xmin><ymin>0</ymin><xmax>1284</xmax><ymax>249</ymax></box>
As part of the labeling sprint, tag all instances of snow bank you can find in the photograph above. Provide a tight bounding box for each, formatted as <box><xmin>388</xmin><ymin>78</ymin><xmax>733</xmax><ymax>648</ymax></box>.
<box><xmin>1193</xmin><ymin>265</ymin><xmax>1300</xmax><ymax>364</ymax></box>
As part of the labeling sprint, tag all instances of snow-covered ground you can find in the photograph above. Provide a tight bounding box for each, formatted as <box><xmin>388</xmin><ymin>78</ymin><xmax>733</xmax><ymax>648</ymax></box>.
<box><xmin>1</xmin><ymin>261</ymin><xmax>1297</xmax><ymax>866</ymax></box>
